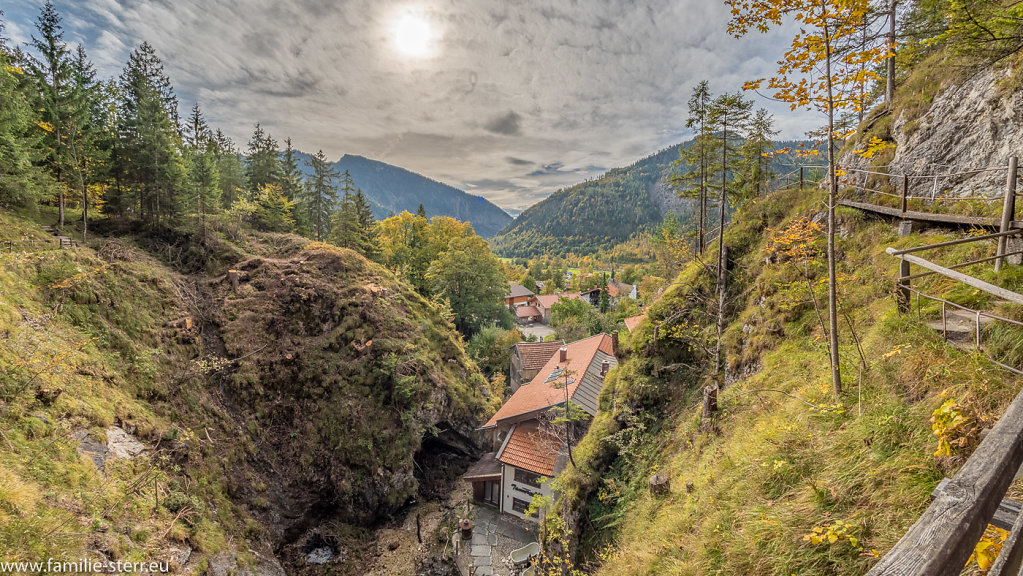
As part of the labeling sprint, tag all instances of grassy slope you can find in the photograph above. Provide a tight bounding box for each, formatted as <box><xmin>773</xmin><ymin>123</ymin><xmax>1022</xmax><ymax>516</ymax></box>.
<box><xmin>548</xmin><ymin>187</ymin><xmax>1023</xmax><ymax>575</ymax></box>
<box><xmin>0</xmin><ymin>209</ymin><xmax>496</xmax><ymax>570</ymax></box>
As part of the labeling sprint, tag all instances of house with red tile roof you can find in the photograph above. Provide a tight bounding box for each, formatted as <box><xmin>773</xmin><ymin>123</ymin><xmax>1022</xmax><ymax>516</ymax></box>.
<box><xmin>529</xmin><ymin>292</ymin><xmax>583</xmax><ymax>324</ymax></box>
<box><xmin>466</xmin><ymin>333</ymin><xmax>619</xmax><ymax>522</ymax></box>
<box><xmin>509</xmin><ymin>340</ymin><xmax>565</xmax><ymax>392</ymax></box>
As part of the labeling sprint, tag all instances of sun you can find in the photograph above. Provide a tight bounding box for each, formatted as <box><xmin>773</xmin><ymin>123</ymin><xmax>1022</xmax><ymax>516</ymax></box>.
<box><xmin>392</xmin><ymin>10</ymin><xmax>436</xmax><ymax>59</ymax></box>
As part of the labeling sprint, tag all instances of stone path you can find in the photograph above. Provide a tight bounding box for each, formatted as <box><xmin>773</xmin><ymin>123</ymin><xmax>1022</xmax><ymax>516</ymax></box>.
<box><xmin>459</xmin><ymin>507</ymin><xmax>537</xmax><ymax>576</ymax></box>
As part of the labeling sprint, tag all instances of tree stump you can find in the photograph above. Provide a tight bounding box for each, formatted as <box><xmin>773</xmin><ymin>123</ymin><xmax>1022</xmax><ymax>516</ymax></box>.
<box><xmin>228</xmin><ymin>270</ymin><xmax>239</xmax><ymax>292</ymax></box>
<box><xmin>703</xmin><ymin>384</ymin><xmax>720</xmax><ymax>429</ymax></box>
<box><xmin>685</xmin><ymin>481</ymin><xmax>694</xmax><ymax>494</ymax></box>
<box><xmin>649</xmin><ymin>473</ymin><xmax>670</xmax><ymax>496</ymax></box>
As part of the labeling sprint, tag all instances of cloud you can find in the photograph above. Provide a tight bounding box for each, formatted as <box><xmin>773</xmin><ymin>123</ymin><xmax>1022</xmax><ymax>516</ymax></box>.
<box><xmin>8</xmin><ymin>0</ymin><xmax>819</xmax><ymax>211</ymax></box>
<box><xmin>483</xmin><ymin>110</ymin><xmax>522</xmax><ymax>136</ymax></box>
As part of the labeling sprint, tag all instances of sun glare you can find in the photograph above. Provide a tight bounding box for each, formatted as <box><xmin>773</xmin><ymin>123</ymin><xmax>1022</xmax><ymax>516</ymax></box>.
<box><xmin>392</xmin><ymin>10</ymin><xmax>436</xmax><ymax>59</ymax></box>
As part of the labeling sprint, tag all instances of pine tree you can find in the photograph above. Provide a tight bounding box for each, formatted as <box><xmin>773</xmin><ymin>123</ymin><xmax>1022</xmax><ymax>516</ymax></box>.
<box><xmin>26</xmin><ymin>1</ymin><xmax>85</xmax><ymax>228</ymax></box>
<box><xmin>738</xmin><ymin>108</ymin><xmax>778</xmax><ymax>199</ymax></box>
<box><xmin>670</xmin><ymin>81</ymin><xmax>714</xmax><ymax>253</ymax></box>
<box><xmin>0</xmin><ymin>16</ymin><xmax>47</xmax><ymax>208</ymax></box>
<box><xmin>114</xmin><ymin>42</ymin><xmax>185</xmax><ymax>223</ymax></box>
<box><xmin>303</xmin><ymin>150</ymin><xmax>339</xmax><ymax>241</ymax></box>
<box><xmin>352</xmin><ymin>189</ymin><xmax>380</xmax><ymax>260</ymax></box>
<box><xmin>279</xmin><ymin>137</ymin><xmax>306</xmax><ymax>232</ymax></box>
<box><xmin>67</xmin><ymin>45</ymin><xmax>110</xmax><ymax>241</ymax></box>
<box><xmin>244</xmin><ymin>123</ymin><xmax>281</xmax><ymax>193</ymax></box>
<box><xmin>212</xmin><ymin>129</ymin><xmax>244</xmax><ymax>208</ymax></box>
<box><xmin>184</xmin><ymin>103</ymin><xmax>220</xmax><ymax>236</ymax></box>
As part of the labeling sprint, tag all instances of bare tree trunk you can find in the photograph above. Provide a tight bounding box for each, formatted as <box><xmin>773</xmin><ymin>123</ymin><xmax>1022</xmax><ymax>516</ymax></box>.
<box><xmin>824</xmin><ymin>14</ymin><xmax>843</xmax><ymax>396</ymax></box>
<box><xmin>886</xmin><ymin>0</ymin><xmax>897</xmax><ymax>109</ymax></box>
<box><xmin>716</xmin><ymin>121</ymin><xmax>728</xmax><ymax>381</ymax></box>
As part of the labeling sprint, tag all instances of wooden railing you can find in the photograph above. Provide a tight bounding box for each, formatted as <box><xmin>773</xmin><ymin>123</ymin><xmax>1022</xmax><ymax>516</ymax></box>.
<box><xmin>870</xmin><ymin>230</ymin><xmax>1023</xmax><ymax>575</ymax></box>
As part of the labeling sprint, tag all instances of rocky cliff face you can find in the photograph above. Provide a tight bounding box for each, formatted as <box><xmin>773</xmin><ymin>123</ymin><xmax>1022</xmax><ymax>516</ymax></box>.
<box><xmin>845</xmin><ymin>65</ymin><xmax>1023</xmax><ymax>199</ymax></box>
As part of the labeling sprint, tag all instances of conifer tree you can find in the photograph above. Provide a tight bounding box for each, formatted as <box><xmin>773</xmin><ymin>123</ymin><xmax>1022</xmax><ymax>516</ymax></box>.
<box><xmin>671</xmin><ymin>81</ymin><xmax>714</xmax><ymax>253</ymax></box>
<box><xmin>0</xmin><ymin>16</ymin><xmax>46</xmax><ymax>208</ymax></box>
<box><xmin>114</xmin><ymin>42</ymin><xmax>184</xmax><ymax>223</ymax></box>
<box><xmin>212</xmin><ymin>129</ymin><xmax>244</xmax><ymax>208</ymax></box>
<box><xmin>304</xmin><ymin>150</ymin><xmax>339</xmax><ymax>241</ymax></box>
<box><xmin>245</xmin><ymin>123</ymin><xmax>281</xmax><ymax>193</ymax></box>
<box><xmin>26</xmin><ymin>1</ymin><xmax>84</xmax><ymax>227</ymax></box>
<box><xmin>184</xmin><ymin>103</ymin><xmax>220</xmax><ymax>235</ymax></box>
<box><xmin>738</xmin><ymin>108</ymin><xmax>778</xmax><ymax>199</ymax></box>
<box><xmin>279</xmin><ymin>137</ymin><xmax>306</xmax><ymax>232</ymax></box>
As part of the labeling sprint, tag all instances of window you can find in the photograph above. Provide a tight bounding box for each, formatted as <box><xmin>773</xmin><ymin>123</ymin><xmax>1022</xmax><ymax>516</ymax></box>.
<box><xmin>514</xmin><ymin>468</ymin><xmax>543</xmax><ymax>489</ymax></box>
<box><xmin>511</xmin><ymin>497</ymin><xmax>537</xmax><ymax>516</ymax></box>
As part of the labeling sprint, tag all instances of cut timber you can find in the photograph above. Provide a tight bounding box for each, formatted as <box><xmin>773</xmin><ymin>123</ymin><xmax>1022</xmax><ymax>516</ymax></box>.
<box><xmin>865</xmin><ymin>384</ymin><xmax>1023</xmax><ymax>575</ymax></box>
<box><xmin>886</xmin><ymin>248</ymin><xmax>1023</xmax><ymax>307</ymax></box>
<box><xmin>228</xmin><ymin>270</ymin><xmax>239</xmax><ymax>292</ymax></box>
<box><xmin>649</xmin><ymin>473</ymin><xmax>670</xmax><ymax>496</ymax></box>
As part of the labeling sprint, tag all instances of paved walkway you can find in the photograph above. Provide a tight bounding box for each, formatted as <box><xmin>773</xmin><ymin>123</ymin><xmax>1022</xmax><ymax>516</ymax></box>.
<box><xmin>519</xmin><ymin>324</ymin><xmax>556</xmax><ymax>341</ymax></box>
<box><xmin>457</xmin><ymin>506</ymin><xmax>538</xmax><ymax>576</ymax></box>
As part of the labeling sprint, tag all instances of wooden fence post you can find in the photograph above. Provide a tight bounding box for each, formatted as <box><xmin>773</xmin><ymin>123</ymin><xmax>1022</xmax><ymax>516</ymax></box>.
<box><xmin>996</xmin><ymin>156</ymin><xmax>1019</xmax><ymax>272</ymax></box>
<box><xmin>799</xmin><ymin>166</ymin><xmax>804</xmax><ymax>191</ymax></box>
<box><xmin>897</xmin><ymin>258</ymin><xmax>911</xmax><ymax>313</ymax></box>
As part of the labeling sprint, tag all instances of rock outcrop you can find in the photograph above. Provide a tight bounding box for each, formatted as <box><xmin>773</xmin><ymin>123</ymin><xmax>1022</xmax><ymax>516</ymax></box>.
<box><xmin>845</xmin><ymin>66</ymin><xmax>1023</xmax><ymax>199</ymax></box>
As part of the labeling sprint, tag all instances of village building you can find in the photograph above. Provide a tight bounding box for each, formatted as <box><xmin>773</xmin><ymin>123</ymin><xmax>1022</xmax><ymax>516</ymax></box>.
<box><xmin>514</xmin><ymin>304</ymin><xmax>542</xmax><ymax>325</ymax></box>
<box><xmin>579</xmin><ymin>280</ymin><xmax>637</xmax><ymax>308</ymax></box>
<box><xmin>528</xmin><ymin>292</ymin><xmax>582</xmax><ymax>324</ymax></box>
<box><xmin>509</xmin><ymin>340</ymin><xmax>565</xmax><ymax>392</ymax></box>
<box><xmin>506</xmin><ymin>282</ymin><xmax>535</xmax><ymax>308</ymax></box>
<box><xmin>466</xmin><ymin>333</ymin><xmax>619</xmax><ymax>522</ymax></box>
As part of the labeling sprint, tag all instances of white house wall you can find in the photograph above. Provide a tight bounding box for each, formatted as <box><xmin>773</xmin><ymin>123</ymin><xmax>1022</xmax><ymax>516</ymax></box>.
<box><xmin>500</xmin><ymin>463</ymin><xmax>552</xmax><ymax>523</ymax></box>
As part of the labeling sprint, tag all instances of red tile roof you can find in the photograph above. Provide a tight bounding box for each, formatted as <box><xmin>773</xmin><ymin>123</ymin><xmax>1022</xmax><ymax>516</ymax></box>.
<box><xmin>497</xmin><ymin>421</ymin><xmax>558</xmax><ymax>476</ymax></box>
<box><xmin>515</xmin><ymin>305</ymin><xmax>542</xmax><ymax>318</ymax></box>
<box><xmin>624</xmin><ymin>315</ymin><xmax>644</xmax><ymax>332</ymax></box>
<box><xmin>607</xmin><ymin>281</ymin><xmax>634</xmax><ymax>298</ymax></box>
<box><xmin>483</xmin><ymin>333</ymin><xmax>616</xmax><ymax>428</ymax></box>
<box><xmin>514</xmin><ymin>340</ymin><xmax>565</xmax><ymax>371</ymax></box>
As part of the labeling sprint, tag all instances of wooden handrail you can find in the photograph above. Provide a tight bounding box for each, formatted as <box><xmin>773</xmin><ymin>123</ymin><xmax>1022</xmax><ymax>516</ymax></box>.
<box><xmin>866</xmin><ymin>385</ymin><xmax>1023</xmax><ymax>575</ymax></box>
<box><xmin>887</xmin><ymin>248</ymin><xmax>1023</xmax><ymax>306</ymax></box>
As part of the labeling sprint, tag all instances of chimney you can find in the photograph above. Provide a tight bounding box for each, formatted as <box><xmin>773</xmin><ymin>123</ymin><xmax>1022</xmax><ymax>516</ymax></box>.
<box><xmin>559</xmin><ymin>347</ymin><xmax>568</xmax><ymax>363</ymax></box>
<box><xmin>611</xmin><ymin>332</ymin><xmax>619</xmax><ymax>357</ymax></box>
<box><xmin>600</xmin><ymin>360</ymin><xmax>610</xmax><ymax>377</ymax></box>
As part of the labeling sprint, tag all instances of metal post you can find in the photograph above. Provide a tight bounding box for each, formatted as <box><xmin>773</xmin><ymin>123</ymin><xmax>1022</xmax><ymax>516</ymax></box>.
<box><xmin>901</xmin><ymin>174</ymin><xmax>909</xmax><ymax>213</ymax></box>
<box><xmin>996</xmin><ymin>156</ymin><xmax>1019</xmax><ymax>272</ymax></box>
<box><xmin>942</xmin><ymin>301</ymin><xmax>947</xmax><ymax>340</ymax></box>
<box><xmin>976</xmin><ymin>311</ymin><xmax>982</xmax><ymax>350</ymax></box>
<box><xmin>898</xmin><ymin>258</ymin><xmax>911</xmax><ymax>313</ymax></box>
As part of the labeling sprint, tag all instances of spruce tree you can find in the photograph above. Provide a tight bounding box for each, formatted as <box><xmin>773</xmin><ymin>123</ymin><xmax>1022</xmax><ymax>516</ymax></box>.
<box><xmin>184</xmin><ymin>103</ymin><xmax>220</xmax><ymax>235</ymax></box>
<box><xmin>304</xmin><ymin>150</ymin><xmax>339</xmax><ymax>241</ymax></box>
<box><xmin>671</xmin><ymin>81</ymin><xmax>714</xmax><ymax>253</ymax></box>
<box><xmin>26</xmin><ymin>1</ymin><xmax>83</xmax><ymax>227</ymax></box>
<box><xmin>244</xmin><ymin>123</ymin><xmax>281</xmax><ymax>193</ymax></box>
<box><xmin>280</xmin><ymin>138</ymin><xmax>307</xmax><ymax>232</ymax></box>
<box><xmin>0</xmin><ymin>16</ymin><xmax>47</xmax><ymax>208</ymax></box>
<box><xmin>115</xmin><ymin>42</ymin><xmax>184</xmax><ymax>223</ymax></box>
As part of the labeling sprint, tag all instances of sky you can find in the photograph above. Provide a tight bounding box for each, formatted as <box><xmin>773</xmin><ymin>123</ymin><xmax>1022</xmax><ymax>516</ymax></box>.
<box><xmin>1</xmin><ymin>0</ymin><xmax>820</xmax><ymax>211</ymax></box>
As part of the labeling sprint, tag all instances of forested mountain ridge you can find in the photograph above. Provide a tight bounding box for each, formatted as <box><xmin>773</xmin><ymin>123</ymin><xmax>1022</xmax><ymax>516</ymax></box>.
<box><xmin>290</xmin><ymin>151</ymin><xmax>513</xmax><ymax>237</ymax></box>
<box><xmin>490</xmin><ymin>140</ymin><xmax>814</xmax><ymax>258</ymax></box>
<box><xmin>489</xmin><ymin>143</ymin><xmax>695</xmax><ymax>257</ymax></box>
